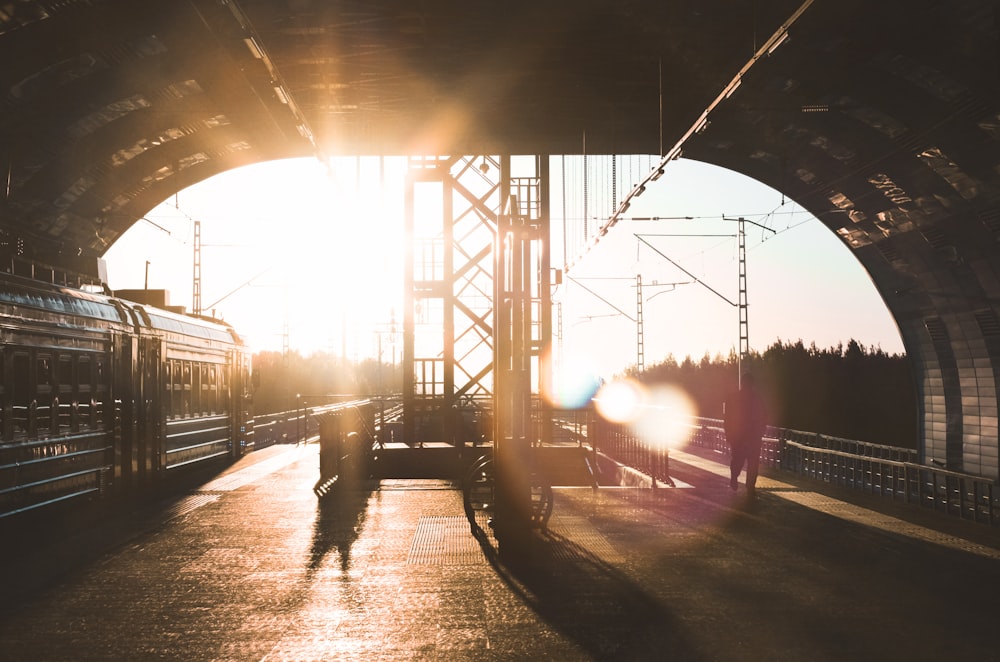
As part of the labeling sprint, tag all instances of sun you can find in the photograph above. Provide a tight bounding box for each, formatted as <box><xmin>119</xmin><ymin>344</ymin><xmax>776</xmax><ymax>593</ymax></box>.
<box><xmin>104</xmin><ymin>157</ymin><xmax>407</xmax><ymax>358</ymax></box>
<box><xmin>241</xmin><ymin>157</ymin><xmax>407</xmax><ymax>357</ymax></box>
<box><xmin>274</xmin><ymin>164</ymin><xmax>405</xmax><ymax>356</ymax></box>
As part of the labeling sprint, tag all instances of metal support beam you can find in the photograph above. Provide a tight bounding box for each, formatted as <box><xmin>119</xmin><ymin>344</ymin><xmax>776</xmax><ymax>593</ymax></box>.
<box><xmin>493</xmin><ymin>155</ymin><xmax>551</xmax><ymax>562</ymax></box>
<box><xmin>400</xmin><ymin>153</ymin><xmax>552</xmax><ymax>560</ymax></box>
<box><xmin>403</xmin><ymin>156</ymin><xmax>500</xmax><ymax>445</ymax></box>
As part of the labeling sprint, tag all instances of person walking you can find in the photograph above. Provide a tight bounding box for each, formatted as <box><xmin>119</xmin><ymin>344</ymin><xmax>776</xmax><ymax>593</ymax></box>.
<box><xmin>724</xmin><ymin>373</ymin><xmax>768</xmax><ymax>501</ymax></box>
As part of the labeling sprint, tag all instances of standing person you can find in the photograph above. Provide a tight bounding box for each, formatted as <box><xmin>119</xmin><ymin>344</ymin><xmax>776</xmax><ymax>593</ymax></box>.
<box><xmin>724</xmin><ymin>373</ymin><xmax>768</xmax><ymax>500</ymax></box>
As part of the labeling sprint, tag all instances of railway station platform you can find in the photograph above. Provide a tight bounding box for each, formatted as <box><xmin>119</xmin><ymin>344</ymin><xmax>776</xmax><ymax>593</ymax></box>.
<box><xmin>2</xmin><ymin>441</ymin><xmax>1000</xmax><ymax>661</ymax></box>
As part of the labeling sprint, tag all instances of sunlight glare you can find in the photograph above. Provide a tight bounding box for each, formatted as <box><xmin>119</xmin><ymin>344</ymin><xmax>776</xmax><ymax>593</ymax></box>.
<box><xmin>542</xmin><ymin>357</ymin><xmax>602</xmax><ymax>409</ymax></box>
<box><xmin>631</xmin><ymin>384</ymin><xmax>697</xmax><ymax>450</ymax></box>
<box><xmin>593</xmin><ymin>378</ymin><xmax>645</xmax><ymax>423</ymax></box>
<box><xmin>595</xmin><ymin>379</ymin><xmax>696</xmax><ymax>449</ymax></box>
<box><xmin>103</xmin><ymin>157</ymin><xmax>407</xmax><ymax>358</ymax></box>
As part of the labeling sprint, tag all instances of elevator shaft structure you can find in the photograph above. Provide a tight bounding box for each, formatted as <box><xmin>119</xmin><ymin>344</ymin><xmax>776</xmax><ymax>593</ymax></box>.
<box><xmin>492</xmin><ymin>158</ymin><xmax>551</xmax><ymax>557</ymax></box>
<box><xmin>403</xmin><ymin>155</ymin><xmax>551</xmax><ymax>556</ymax></box>
<box><xmin>403</xmin><ymin>156</ymin><xmax>498</xmax><ymax>444</ymax></box>
<box><xmin>403</xmin><ymin>156</ymin><xmax>551</xmax><ymax>442</ymax></box>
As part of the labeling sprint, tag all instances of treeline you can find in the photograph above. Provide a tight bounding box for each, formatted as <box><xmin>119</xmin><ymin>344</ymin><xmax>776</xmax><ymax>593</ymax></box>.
<box><xmin>635</xmin><ymin>339</ymin><xmax>918</xmax><ymax>449</ymax></box>
<box><xmin>251</xmin><ymin>350</ymin><xmax>403</xmax><ymax>415</ymax></box>
<box><xmin>250</xmin><ymin>339</ymin><xmax>918</xmax><ymax>450</ymax></box>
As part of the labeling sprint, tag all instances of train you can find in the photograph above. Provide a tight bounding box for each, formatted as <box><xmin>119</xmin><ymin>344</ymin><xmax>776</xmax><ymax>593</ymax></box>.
<box><xmin>0</xmin><ymin>272</ymin><xmax>254</xmax><ymax>521</ymax></box>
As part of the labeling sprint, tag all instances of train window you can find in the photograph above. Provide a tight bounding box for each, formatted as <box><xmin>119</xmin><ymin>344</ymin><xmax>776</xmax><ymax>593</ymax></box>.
<box><xmin>214</xmin><ymin>365</ymin><xmax>221</xmax><ymax>412</ymax></box>
<box><xmin>192</xmin><ymin>363</ymin><xmax>202</xmax><ymax>415</ymax></box>
<box><xmin>78</xmin><ymin>355</ymin><xmax>92</xmax><ymax>394</ymax></box>
<box><xmin>174</xmin><ymin>362</ymin><xmax>181</xmax><ymax>417</ymax></box>
<box><xmin>11</xmin><ymin>352</ymin><xmax>29</xmax><ymax>437</ymax></box>
<box><xmin>162</xmin><ymin>360</ymin><xmax>171</xmax><ymax>418</ymax></box>
<box><xmin>182</xmin><ymin>362</ymin><xmax>192</xmax><ymax>417</ymax></box>
<box><xmin>196</xmin><ymin>364</ymin><xmax>204</xmax><ymax>415</ymax></box>
<box><xmin>36</xmin><ymin>356</ymin><xmax>52</xmax><ymax>432</ymax></box>
<box><xmin>57</xmin><ymin>355</ymin><xmax>73</xmax><ymax>432</ymax></box>
<box><xmin>206</xmin><ymin>365</ymin><xmax>217</xmax><ymax>413</ymax></box>
<box><xmin>94</xmin><ymin>356</ymin><xmax>107</xmax><ymax>430</ymax></box>
<box><xmin>218</xmin><ymin>368</ymin><xmax>228</xmax><ymax>413</ymax></box>
<box><xmin>175</xmin><ymin>360</ymin><xmax>184</xmax><ymax>418</ymax></box>
<box><xmin>37</xmin><ymin>356</ymin><xmax>52</xmax><ymax>389</ymax></box>
<box><xmin>166</xmin><ymin>360</ymin><xmax>177</xmax><ymax>418</ymax></box>
<box><xmin>95</xmin><ymin>356</ymin><xmax>107</xmax><ymax>397</ymax></box>
<box><xmin>164</xmin><ymin>360</ymin><xmax>172</xmax><ymax>418</ymax></box>
<box><xmin>78</xmin><ymin>355</ymin><xmax>92</xmax><ymax>429</ymax></box>
<box><xmin>57</xmin><ymin>355</ymin><xmax>73</xmax><ymax>389</ymax></box>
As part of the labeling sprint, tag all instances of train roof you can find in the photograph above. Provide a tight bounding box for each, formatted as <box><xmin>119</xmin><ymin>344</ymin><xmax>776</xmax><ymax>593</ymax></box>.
<box><xmin>0</xmin><ymin>273</ymin><xmax>244</xmax><ymax>345</ymax></box>
<box><xmin>136</xmin><ymin>305</ymin><xmax>243</xmax><ymax>346</ymax></box>
<box><xmin>0</xmin><ymin>273</ymin><xmax>125</xmax><ymax>326</ymax></box>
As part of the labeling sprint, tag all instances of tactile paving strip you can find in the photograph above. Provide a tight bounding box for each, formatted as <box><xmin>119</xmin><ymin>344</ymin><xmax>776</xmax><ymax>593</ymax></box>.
<box><xmin>407</xmin><ymin>516</ymin><xmax>485</xmax><ymax>565</ymax></box>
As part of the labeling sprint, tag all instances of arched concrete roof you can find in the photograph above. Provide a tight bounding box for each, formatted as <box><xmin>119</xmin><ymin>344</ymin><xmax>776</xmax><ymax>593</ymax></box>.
<box><xmin>1</xmin><ymin>0</ymin><xmax>998</xmax><ymax>476</ymax></box>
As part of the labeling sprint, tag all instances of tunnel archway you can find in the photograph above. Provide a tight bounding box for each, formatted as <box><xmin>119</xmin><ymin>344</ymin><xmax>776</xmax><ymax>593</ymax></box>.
<box><xmin>2</xmin><ymin>1</ymin><xmax>999</xmax><ymax>477</ymax></box>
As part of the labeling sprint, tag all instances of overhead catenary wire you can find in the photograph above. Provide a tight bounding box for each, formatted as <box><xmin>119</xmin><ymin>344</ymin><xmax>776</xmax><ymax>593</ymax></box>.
<box><xmin>563</xmin><ymin>0</ymin><xmax>816</xmax><ymax>274</ymax></box>
<box><xmin>566</xmin><ymin>275</ymin><xmax>637</xmax><ymax>322</ymax></box>
<box><xmin>634</xmin><ymin>234</ymin><xmax>736</xmax><ymax>307</ymax></box>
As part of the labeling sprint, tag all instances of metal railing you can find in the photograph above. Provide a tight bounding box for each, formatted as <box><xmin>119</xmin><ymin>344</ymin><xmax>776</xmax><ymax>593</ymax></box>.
<box><xmin>253</xmin><ymin>402</ymin><xmax>1000</xmax><ymax>526</ymax></box>
<box><xmin>252</xmin><ymin>410</ymin><xmax>307</xmax><ymax>449</ymax></box>
<box><xmin>593</xmin><ymin>412</ymin><xmax>1000</xmax><ymax>526</ymax></box>
<box><xmin>766</xmin><ymin>425</ymin><xmax>997</xmax><ymax>525</ymax></box>
<box><xmin>591</xmin><ymin>414</ymin><xmax>673</xmax><ymax>488</ymax></box>
<box><xmin>253</xmin><ymin>398</ymin><xmax>404</xmax><ymax>450</ymax></box>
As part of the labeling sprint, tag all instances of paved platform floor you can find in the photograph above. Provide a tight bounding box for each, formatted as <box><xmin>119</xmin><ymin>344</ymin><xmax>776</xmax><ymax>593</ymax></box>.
<box><xmin>2</xmin><ymin>442</ymin><xmax>1000</xmax><ymax>661</ymax></box>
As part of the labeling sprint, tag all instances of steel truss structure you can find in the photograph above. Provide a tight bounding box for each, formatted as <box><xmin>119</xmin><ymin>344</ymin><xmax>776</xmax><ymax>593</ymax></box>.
<box><xmin>403</xmin><ymin>156</ymin><xmax>551</xmax><ymax>443</ymax></box>
<box><xmin>403</xmin><ymin>155</ymin><xmax>552</xmax><ymax>552</ymax></box>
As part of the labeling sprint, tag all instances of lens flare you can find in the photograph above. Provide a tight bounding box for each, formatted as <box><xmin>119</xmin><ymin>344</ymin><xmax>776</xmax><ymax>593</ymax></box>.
<box><xmin>542</xmin><ymin>360</ymin><xmax>602</xmax><ymax>409</ymax></box>
<box><xmin>631</xmin><ymin>384</ymin><xmax>698</xmax><ymax>450</ymax></box>
<box><xmin>595</xmin><ymin>379</ymin><xmax>698</xmax><ymax>449</ymax></box>
<box><xmin>594</xmin><ymin>378</ymin><xmax>646</xmax><ymax>423</ymax></box>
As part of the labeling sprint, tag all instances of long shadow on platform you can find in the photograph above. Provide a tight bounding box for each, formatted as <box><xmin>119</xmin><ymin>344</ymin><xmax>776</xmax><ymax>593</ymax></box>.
<box><xmin>307</xmin><ymin>478</ymin><xmax>375</xmax><ymax>578</ymax></box>
<box><xmin>476</xmin><ymin>528</ymin><xmax>705</xmax><ymax>661</ymax></box>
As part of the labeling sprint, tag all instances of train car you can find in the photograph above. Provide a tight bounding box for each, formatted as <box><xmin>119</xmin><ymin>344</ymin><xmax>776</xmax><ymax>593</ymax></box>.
<box><xmin>0</xmin><ymin>273</ymin><xmax>253</xmax><ymax>521</ymax></box>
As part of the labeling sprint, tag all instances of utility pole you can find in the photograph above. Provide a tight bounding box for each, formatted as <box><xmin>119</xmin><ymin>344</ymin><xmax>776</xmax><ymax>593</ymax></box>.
<box><xmin>729</xmin><ymin>216</ymin><xmax>775</xmax><ymax>387</ymax></box>
<box><xmin>636</xmin><ymin>273</ymin><xmax>645</xmax><ymax>373</ymax></box>
<box><xmin>738</xmin><ymin>217</ymin><xmax>748</xmax><ymax>388</ymax></box>
<box><xmin>193</xmin><ymin>220</ymin><xmax>202</xmax><ymax>316</ymax></box>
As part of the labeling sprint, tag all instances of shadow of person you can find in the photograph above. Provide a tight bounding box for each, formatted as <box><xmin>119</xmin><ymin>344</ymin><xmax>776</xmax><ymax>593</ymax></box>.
<box><xmin>306</xmin><ymin>475</ymin><xmax>375</xmax><ymax>577</ymax></box>
<box><xmin>479</xmin><ymin>529</ymin><xmax>705</xmax><ymax>661</ymax></box>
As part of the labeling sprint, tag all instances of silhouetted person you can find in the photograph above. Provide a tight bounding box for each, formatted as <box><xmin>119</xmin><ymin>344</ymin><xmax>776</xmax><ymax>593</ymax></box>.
<box><xmin>724</xmin><ymin>373</ymin><xmax>768</xmax><ymax>500</ymax></box>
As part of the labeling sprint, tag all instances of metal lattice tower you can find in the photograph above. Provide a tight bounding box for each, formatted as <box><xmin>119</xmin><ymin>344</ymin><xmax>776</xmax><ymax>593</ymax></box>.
<box><xmin>403</xmin><ymin>155</ymin><xmax>502</xmax><ymax>444</ymax></box>
<box><xmin>636</xmin><ymin>273</ymin><xmax>645</xmax><ymax>373</ymax></box>
<box><xmin>192</xmin><ymin>220</ymin><xmax>202</xmax><ymax>316</ymax></box>
<box><xmin>402</xmin><ymin>155</ymin><xmax>552</xmax><ymax>456</ymax></box>
<box><xmin>738</xmin><ymin>217</ymin><xmax>749</xmax><ymax>383</ymax></box>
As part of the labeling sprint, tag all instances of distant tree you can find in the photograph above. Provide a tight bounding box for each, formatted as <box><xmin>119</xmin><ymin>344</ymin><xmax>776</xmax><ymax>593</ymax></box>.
<box><xmin>255</xmin><ymin>339</ymin><xmax>918</xmax><ymax>449</ymax></box>
<box><xmin>639</xmin><ymin>338</ymin><xmax>917</xmax><ymax>449</ymax></box>
<box><xmin>251</xmin><ymin>350</ymin><xmax>403</xmax><ymax>415</ymax></box>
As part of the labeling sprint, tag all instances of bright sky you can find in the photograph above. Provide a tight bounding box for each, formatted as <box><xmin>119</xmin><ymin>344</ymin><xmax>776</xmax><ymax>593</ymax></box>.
<box><xmin>102</xmin><ymin>156</ymin><xmax>904</xmax><ymax>379</ymax></box>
